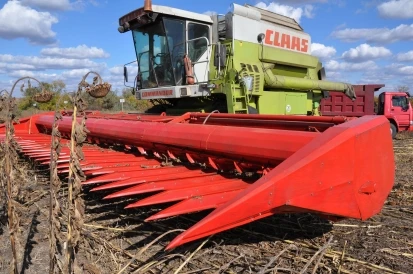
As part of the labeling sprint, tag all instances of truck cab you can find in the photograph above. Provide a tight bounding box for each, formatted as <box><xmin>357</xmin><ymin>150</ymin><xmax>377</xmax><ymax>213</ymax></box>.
<box><xmin>320</xmin><ymin>85</ymin><xmax>412</xmax><ymax>139</ymax></box>
<box><xmin>377</xmin><ymin>91</ymin><xmax>413</xmax><ymax>138</ymax></box>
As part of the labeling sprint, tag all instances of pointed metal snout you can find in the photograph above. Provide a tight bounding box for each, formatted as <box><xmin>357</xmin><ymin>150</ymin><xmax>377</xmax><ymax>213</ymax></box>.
<box><xmin>165</xmin><ymin>115</ymin><xmax>395</xmax><ymax>250</ymax></box>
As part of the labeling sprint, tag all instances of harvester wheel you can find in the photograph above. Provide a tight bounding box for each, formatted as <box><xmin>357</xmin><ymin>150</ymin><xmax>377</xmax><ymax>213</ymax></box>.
<box><xmin>390</xmin><ymin>123</ymin><xmax>397</xmax><ymax>139</ymax></box>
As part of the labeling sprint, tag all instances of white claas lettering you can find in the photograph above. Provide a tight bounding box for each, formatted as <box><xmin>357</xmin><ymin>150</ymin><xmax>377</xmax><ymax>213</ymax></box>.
<box><xmin>264</xmin><ymin>29</ymin><xmax>309</xmax><ymax>53</ymax></box>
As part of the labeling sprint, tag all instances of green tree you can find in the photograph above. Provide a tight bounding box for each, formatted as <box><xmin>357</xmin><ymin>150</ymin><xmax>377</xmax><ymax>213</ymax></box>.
<box><xmin>398</xmin><ymin>85</ymin><xmax>410</xmax><ymax>93</ymax></box>
<box><xmin>121</xmin><ymin>88</ymin><xmax>153</xmax><ymax>112</ymax></box>
<box><xmin>82</xmin><ymin>90</ymin><xmax>119</xmax><ymax>111</ymax></box>
<box><xmin>18</xmin><ymin>80</ymin><xmax>71</xmax><ymax>111</ymax></box>
<box><xmin>101</xmin><ymin>90</ymin><xmax>118</xmax><ymax>110</ymax></box>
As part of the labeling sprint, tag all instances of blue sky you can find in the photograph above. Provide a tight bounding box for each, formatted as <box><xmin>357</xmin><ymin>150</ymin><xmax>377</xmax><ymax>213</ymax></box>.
<box><xmin>0</xmin><ymin>0</ymin><xmax>412</xmax><ymax>97</ymax></box>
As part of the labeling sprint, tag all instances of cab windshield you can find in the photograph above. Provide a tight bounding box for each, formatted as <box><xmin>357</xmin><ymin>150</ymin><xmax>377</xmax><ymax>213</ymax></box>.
<box><xmin>132</xmin><ymin>17</ymin><xmax>185</xmax><ymax>89</ymax></box>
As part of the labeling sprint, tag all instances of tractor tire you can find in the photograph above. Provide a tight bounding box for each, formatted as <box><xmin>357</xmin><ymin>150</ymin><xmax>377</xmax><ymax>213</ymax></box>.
<box><xmin>390</xmin><ymin>123</ymin><xmax>397</xmax><ymax>139</ymax></box>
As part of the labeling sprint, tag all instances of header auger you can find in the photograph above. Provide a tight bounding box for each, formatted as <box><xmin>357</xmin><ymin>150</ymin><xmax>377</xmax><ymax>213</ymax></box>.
<box><xmin>1</xmin><ymin>111</ymin><xmax>395</xmax><ymax>249</ymax></box>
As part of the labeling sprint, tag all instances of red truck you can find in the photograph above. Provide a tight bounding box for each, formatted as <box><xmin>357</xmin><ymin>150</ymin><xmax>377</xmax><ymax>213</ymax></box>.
<box><xmin>320</xmin><ymin>84</ymin><xmax>413</xmax><ymax>139</ymax></box>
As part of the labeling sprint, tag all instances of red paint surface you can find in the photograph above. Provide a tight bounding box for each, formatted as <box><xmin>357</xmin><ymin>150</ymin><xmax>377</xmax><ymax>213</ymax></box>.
<box><xmin>0</xmin><ymin>111</ymin><xmax>395</xmax><ymax>250</ymax></box>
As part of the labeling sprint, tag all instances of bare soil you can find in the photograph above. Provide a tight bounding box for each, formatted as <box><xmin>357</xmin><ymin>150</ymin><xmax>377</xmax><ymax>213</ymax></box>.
<box><xmin>1</xmin><ymin>134</ymin><xmax>413</xmax><ymax>274</ymax></box>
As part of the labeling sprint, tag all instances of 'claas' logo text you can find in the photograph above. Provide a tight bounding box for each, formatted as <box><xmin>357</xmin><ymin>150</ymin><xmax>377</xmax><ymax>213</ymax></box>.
<box><xmin>264</xmin><ymin>30</ymin><xmax>309</xmax><ymax>53</ymax></box>
<box><xmin>141</xmin><ymin>90</ymin><xmax>173</xmax><ymax>98</ymax></box>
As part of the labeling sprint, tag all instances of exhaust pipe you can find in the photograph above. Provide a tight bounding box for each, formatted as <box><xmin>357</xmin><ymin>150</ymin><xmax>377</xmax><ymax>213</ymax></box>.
<box><xmin>144</xmin><ymin>0</ymin><xmax>152</xmax><ymax>12</ymax></box>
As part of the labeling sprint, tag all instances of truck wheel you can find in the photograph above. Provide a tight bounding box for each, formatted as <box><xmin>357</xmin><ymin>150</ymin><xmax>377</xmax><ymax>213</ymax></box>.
<box><xmin>390</xmin><ymin>123</ymin><xmax>397</xmax><ymax>139</ymax></box>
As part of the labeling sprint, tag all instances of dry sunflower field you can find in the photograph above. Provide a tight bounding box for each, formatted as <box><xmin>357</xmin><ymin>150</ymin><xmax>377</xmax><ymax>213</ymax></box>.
<box><xmin>0</xmin><ymin>127</ymin><xmax>412</xmax><ymax>274</ymax></box>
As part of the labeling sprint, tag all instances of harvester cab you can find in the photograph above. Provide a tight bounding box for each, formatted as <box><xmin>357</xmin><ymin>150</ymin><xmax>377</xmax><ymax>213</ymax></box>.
<box><xmin>119</xmin><ymin>0</ymin><xmax>356</xmax><ymax>115</ymax></box>
<box><xmin>119</xmin><ymin>0</ymin><xmax>214</xmax><ymax>101</ymax></box>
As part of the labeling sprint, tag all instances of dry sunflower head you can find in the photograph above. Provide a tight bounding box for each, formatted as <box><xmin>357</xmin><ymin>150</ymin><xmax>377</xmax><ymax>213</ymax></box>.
<box><xmin>85</xmin><ymin>82</ymin><xmax>111</xmax><ymax>98</ymax></box>
<box><xmin>33</xmin><ymin>89</ymin><xmax>54</xmax><ymax>103</ymax></box>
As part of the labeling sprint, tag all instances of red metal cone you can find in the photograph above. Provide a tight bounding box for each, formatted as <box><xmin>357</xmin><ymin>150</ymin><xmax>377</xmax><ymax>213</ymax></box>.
<box><xmin>165</xmin><ymin>116</ymin><xmax>394</xmax><ymax>250</ymax></box>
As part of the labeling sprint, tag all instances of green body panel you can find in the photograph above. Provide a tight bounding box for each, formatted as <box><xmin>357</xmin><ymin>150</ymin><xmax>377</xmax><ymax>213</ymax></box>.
<box><xmin>258</xmin><ymin>92</ymin><xmax>307</xmax><ymax>115</ymax></box>
<box><xmin>208</xmin><ymin>41</ymin><xmax>319</xmax><ymax>114</ymax></box>
<box><xmin>207</xmin><ymin>40</ymin><xmax>354</xmax><ymax>115</ymax></box>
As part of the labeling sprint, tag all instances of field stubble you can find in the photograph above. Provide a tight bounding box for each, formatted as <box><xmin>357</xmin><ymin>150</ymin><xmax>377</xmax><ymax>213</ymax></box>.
<box><xmin>0</xmin><ymin>135</ymin><xmax>412</xmax><ymax>274</ymax></box>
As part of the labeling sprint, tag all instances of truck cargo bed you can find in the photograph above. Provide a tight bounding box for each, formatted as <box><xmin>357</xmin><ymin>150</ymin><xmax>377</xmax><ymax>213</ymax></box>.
<box><xmin>320</xmin><ymin>84</ymin><xmax>384</xmax><ymax>117</ymax></box>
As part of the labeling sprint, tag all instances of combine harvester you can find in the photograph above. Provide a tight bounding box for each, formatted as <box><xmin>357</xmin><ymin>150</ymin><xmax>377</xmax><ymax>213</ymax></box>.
<box><xmin>1</xmin><ymin>0</ymin><xmax>395</xmax><ymax>250</ymax></box>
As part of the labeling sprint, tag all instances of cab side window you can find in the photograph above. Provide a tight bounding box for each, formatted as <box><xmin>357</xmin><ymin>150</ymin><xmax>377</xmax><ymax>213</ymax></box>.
<box><xmin>392</xmin><ymin>96</ymin><xmax>409</xmax><ymax>110</ymax></box>
<box><xmin>392</xmin><ymin>96</ymin><xmax>401</xmax><ymax>107</ymax></box>
<box><xmin>188</xmin><ymin>23</ymin><xmax>209</xmax><ymax>62</ymax></box>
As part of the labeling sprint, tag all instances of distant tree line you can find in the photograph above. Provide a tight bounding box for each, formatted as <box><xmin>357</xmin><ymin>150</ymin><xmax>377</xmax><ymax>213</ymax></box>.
<box><xmin>398</xmin><ymin>85</ymin><xmax>413</xmax><ymax>108</ymax></box>
<box><xmin>15</xmin><ymin>80</ymin><xmax>153</xmax><ymax>117</ymax></box>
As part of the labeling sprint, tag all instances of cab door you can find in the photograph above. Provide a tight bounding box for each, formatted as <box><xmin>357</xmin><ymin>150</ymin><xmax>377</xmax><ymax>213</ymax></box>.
<box><xmin>390</xmin><ymin>95</ymin><xmax>410</xmax><ymax>127</ymax></box>
<box><xmin>186</xmin><ymin>22</ymin><xmax>211</xmax><ymax>84</ymax></box>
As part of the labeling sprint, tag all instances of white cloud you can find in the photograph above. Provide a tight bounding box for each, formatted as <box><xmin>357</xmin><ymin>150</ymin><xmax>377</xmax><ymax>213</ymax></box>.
<box><xmin>394</xmin><ymin>65</ymin><xmax>413</xmax><ymax>75</ymax></box>
<box><xmin>342</xmin><ymin>44</ymin><xmax>392</xmax><ymax>62</ymax></box>
<box><xmin>61</xmin><ymin>68</ymin><xmax>96</xmax><ymax>79</ymax></box>
<box><xmin>350</xmin><ymin>63</ymin><xmax>413</xmax><ymax>88</ymax></box>
<box><xmin>109</xmin><ymin>66</ymin><xmax>125</xmax><ymax>75</ymax></box>
<box><xmin>303</xmin><ymin>5</ymin><xmax>314</xmax><ymax>18</ymax></box>
<box><xmin>324</xmin><ymin>70</ymin><xmax>343</xmax><ymax>81</ymax></box>
<box><xmin>9</xmin><ymin>70</ymin><xmax>47</xmax><ymax>78</ymax></box>
<box><xmin>69</xmin><ymin>0</ymin><xmax>102</xmax><ymax>11</ymax></box>
<box><xmin>0</xmin><ymin>63</ymin><xmax>36</xmax><ymax>70</ymax></box>
<box><xmin>203</xmin><ymin>11</ymin><xmax>217</xmax><ymax>16</ymax></box>
<box><xmin>321</xmin><ymin>60</ymin><xmax>413</xmax><ymax>91</ymax></box>
<box><xmin>335</xmin><ymin>23</ymin><xmax>347</xmax><ymax>30</ymax></box>
<box><xmin>359</xmin><ymin>74</ymin><xmax>391</xmax><ymax>85</ymax></box>
<box><xmin>21</xmin><ymin>0</ymin><xmax>100</xmax><ymax>11</ymax></box>
<box><xmin>0</xmin><ymin>1</ymin><xmax>58</xmax><ymax>44</ymax></box>
<box><xmin>396</xmin><ymin>50</ymin><xmax>413</xmax><ymax>62</ymax></box>
<box><xmin>255</xmin><ymin>2</ymin><xmax>314</xmax><ymax>23</ymax></box>
<box><xmin>0</xmin><ymin>50</ymin><xmax>111</xmax><ymax>95</ymax></box>
<box><xmin>109</xmin><ymin>65</ymin><xmax>138</xmax><ymax>75</ymax></box>
<box><xmin>311</xmin><ymin>43</ymin><xmax>337</xmax><ymax>60</ymax></box>
<box><xmin>269</xmin><ymin>0</ymin><xmax>327</xmax><ymax>3</ymax></box>
<box><xmin>378</xmin><ymin>0</ymin><xmax>413</xmax><ymax>19</ymax></box>
<box><xmin>21</xmin><ymin>0</ymin><xmax>71</xmax><ymax>11</ymax></box>
<box><xmin>257</xmin><ymin>0</ymin><xmax>329</xmax><ymax>6</ymax></box>
<box><xmin>88</xmin><ymin>0</ymin><xmax>99</xmax><ymax>7</ymax></box>
<box><xmin>359</xmin><ymin>63</ymin><xmax>413</xmax><ymax>88</ymax></box>
<box><xmin>0</xmin><ymin>54</ymin><xmax>104</xmax><ymax>71</ymax></box>
<box><xmin>109</xmin><ymin>65</ymin><xmax>138</xmax><ymax>86</ymax></box>
<box><xmin>325</xmin><ymin>60</ymin><xmax>379</xmax><ymax>71</ymax></box>
<box><xmin>41</xmin><ymin>45</ymin><xmax>110</xmax><ymax>59</ymax></box>
<box><xmin>331</xmin><ymin>24</ymin><xmax>413</xmax><ymax>44</ymax></box>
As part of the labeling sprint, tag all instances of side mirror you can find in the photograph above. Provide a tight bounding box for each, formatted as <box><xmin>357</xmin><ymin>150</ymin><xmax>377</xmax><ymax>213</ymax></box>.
<box><xmin>124</xmin><ymin>66</ymin><xmax>128</xmax><ymax>82</ymax></box>
<box><xmin>123</xmin><ymin>60</ymin><xmax>138</xmax><ymax>91</ymax></box>
<box><xmin>318</xmin><ymin>67</ymin><xmax>326</xmax><ymax>80</ymax></box>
